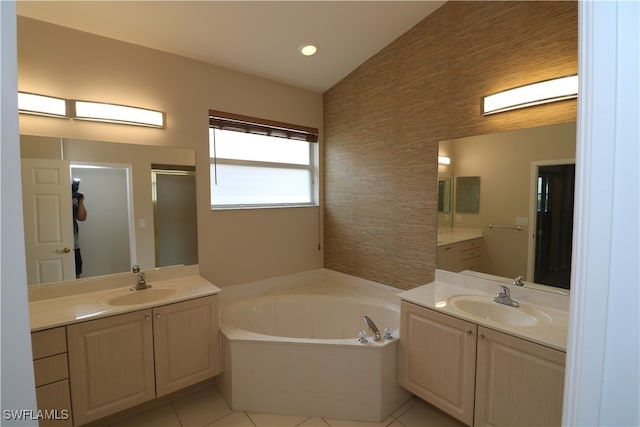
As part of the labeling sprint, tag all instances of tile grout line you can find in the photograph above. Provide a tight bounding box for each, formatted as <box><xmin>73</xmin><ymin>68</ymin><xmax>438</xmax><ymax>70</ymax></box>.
<box><xmin>169</xmin><ymin>400</ymin><xmax>184</xmax><ymax>427</ymax></box>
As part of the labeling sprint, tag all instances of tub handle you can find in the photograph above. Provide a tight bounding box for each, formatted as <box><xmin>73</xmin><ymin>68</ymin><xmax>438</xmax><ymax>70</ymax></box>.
<box><xmin>383</xmin><ymin>327</ymin><xmax>393</xmax><ymax>340</ymax></box>
<box><xmin>358</xmin><ymin>331</ymin><xmax>368</xmax><ymax>344</ymax></box>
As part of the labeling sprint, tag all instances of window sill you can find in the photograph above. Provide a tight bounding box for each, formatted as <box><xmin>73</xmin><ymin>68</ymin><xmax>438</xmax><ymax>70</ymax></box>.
<box><xmin>211</xmin><ymin>203</ymin><xmax>319</xmax><ymax>211</ymax></box>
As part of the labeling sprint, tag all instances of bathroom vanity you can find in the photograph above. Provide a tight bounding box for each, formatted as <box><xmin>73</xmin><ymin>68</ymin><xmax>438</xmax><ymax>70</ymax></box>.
<box><xmin>28</xmin><ymin>266</ymin><xmax>220</xmax><ymax>426</ymax></box>
<box><xmin>398</xmin><ymin>270</ymin><xmax>568</xmax><ymax>427</ymax></box>
<box><xmin>437</xmin><ymin>230</ymin><xmax>483</xmax><ymax>273</ymax></box>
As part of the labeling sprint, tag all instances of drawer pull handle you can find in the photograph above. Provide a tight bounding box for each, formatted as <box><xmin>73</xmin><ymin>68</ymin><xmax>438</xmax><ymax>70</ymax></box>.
<box><xmin>466</xmin><ymin>329</ymin><xmax>473</xmax><ymax>335</ymax></box>
<box><xmin>144</xmin><ymin>315</ymin><xmax>150</xmax><ymax>320</ymax></box>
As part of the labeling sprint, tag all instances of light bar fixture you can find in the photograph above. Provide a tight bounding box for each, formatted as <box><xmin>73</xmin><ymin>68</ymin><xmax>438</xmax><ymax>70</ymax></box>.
<box><xmin>18</xmin><ymin>92</ymin><xmax>68</xmax><ymax>118</ymax></box>
<box><xmin>73</xmin><ymin>101</ymin><xmax>165</xmax><ymax>128</ymax></box>
<box><xmin>482</xmin><ymin>75</ymin><xmax>578</xmax><ymax>115</ymax></box>
<box><xmin>438</xmin><ymin>156</ymin><xmax>451</xmax><ymax>165</ymax></box>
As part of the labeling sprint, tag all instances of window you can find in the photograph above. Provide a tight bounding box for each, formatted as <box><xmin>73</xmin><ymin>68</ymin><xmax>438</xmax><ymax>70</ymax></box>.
<box><xmin>209</xmin><ymin>111</ymin><xmax>318</xmax><ymax>209</ymax></box>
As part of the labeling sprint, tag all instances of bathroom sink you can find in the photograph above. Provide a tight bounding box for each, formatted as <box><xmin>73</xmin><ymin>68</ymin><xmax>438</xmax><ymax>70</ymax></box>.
<box><xmin>448</xmin><ymin>295</ymin><xmax>551</xmax><ymax>326</ymax></box>
<box><xmin>105</xmin><ymin>288</ymin><xmax>177</xmax><ymax>306</ymax></box>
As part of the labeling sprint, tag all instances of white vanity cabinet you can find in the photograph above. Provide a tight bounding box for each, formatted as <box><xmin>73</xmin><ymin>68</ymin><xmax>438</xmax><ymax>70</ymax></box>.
<box><xmin>31</xmin><ymin>327</ymin><xmax>73</xmax><ymax>426</ymax></box>
<box><xmin>399</xmin><ymin>301</ymin><xmax>477</xmax><ymax>425</ymax></box>
<box><xmin>67</xmin><ymin>295</ymin><xmax>219</xmax><ymax>425</ymax></box>
<box><xmin>154</xmin><ymin>296</ymin><xmax>220</xmax><ymax>397</ymax></box>
<box><xmin>474</xmin><ymin>326</ymin><xmax>565</xmax><ymax>426</ymax></box>
<box><xmin>67</xmin><ymin>309</ymin><xmax>156</xmax><ymax>425</ymax></box>
<box><xmin>399</xmin><ymin>301</ymin><xmax>565</xmax><ymax>427</ymax></box>
<box><xmin>437</xmin><ymin>238</ymin><xmax>482</xmax><ymax>272</ymax></box>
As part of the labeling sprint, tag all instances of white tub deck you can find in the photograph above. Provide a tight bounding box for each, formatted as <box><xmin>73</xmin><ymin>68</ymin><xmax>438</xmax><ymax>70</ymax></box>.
<box><xmin>215</xmin><ymin>269</ymin><xmax>411</xmax><ymax>422</ymax></box>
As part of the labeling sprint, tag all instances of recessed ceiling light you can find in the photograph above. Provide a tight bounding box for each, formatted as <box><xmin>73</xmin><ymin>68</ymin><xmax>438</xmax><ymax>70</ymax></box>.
<box><xmin>300</xmin><ymin>44</ymin><xmax>318</xmax><ymax>56</ymax></box>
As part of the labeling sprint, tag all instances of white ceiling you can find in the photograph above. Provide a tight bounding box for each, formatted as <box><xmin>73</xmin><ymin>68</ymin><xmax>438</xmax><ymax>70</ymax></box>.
<box><xmin>17</xmin><ymin>1</ymin><xmax>445</xmax><ymax>93</ymax></box>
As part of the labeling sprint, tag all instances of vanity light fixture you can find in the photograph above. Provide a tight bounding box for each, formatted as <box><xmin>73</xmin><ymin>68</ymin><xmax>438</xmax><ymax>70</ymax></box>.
<box><xmin>73</xmin><ymin>100</ymin><xmax>165</xmax><ymax>128</ymax></box>
<box><xmin>299</xmin><ymin>44</ymin><xmax>318</xmax><ymax>56</ymax></box>
<box><xmin>18</xmin><ymin>92</ymin><xmax>68</xmax><ymax>118</ymax></box>
<box><xmin>482</xmin><ymin>74</ymin><xmax>578</xmax><ymax>115</ymax></box>
<box><xmin>438</xmin><ymin>156</ymin><xmax>451</xmax><ymax>165</ymax></box>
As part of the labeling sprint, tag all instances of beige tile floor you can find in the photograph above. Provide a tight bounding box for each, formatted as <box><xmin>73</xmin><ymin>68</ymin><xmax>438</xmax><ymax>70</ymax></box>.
<box><xmin>105</xmin><ymin>383</ymin><xmax>465</xmax><ymax>427</ymax></box>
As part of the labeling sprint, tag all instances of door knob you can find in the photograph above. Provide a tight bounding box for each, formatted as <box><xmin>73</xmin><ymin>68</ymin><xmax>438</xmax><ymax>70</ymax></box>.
<box><xmin>55</xmin><ymin>247</ymin><xmax>72</xmax><ymax>253</ymax></box>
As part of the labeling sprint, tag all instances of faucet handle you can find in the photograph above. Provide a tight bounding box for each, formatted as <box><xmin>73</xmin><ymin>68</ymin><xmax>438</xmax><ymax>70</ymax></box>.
<box><xmin>497</xmin><ymin>285</ymin><xmax>510</xmax><ymax>297</ymax></box>
<box><xmin>132</xmin><ymin>264</ymin><xmax>140</xmax><ymax>273</ymax></box>
<box><xmin>383</xmin><ymin>327</ymin><xmax>393</xmax><ymax>340</ymax></box>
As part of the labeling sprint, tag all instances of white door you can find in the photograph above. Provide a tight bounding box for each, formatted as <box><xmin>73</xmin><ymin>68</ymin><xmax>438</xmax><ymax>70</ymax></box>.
<box><xmin>21</xmin><ymin>158</ymin><xmax>75</xmax><ymax>284</ymax></box>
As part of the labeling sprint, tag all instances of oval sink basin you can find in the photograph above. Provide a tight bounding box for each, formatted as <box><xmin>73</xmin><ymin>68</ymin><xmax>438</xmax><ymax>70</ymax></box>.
<box><xmin>105</xmin><ymin>288</ymin><xmax>177</xmax><ymax>306</ymax></box>
<box><xmin>448</xmin><ymin>295</ymin><xmax>551</xmax><ymax>327</ymax></box>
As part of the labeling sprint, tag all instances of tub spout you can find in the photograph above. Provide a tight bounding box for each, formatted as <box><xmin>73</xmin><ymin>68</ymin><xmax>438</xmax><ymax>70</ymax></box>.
<box><xmin>363</xmin><ymin>315</ymin><xmax>381</xmax><ymax>341</ymax></box>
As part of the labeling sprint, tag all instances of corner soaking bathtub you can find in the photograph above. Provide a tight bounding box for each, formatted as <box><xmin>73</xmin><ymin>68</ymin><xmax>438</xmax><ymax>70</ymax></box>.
<box><xmin>216</xmin><ymin>269</ymin><xmax>411</xmax><ymax>422</ymax></box>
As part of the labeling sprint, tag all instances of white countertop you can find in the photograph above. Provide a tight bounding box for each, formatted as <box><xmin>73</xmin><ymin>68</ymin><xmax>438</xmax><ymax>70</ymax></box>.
<box><xmin>29</xmin><ymin>274</ymin><xmax>220</xmax><ymax>332</ymax></box>
<box><xmin>399</xmin><ymin>270</ymin><xmax>569</xmax><ymax>351</ymax></box>
<box><xmin>437</xmin><ymin>229</ymin><xmax>483</xmax><ymax>246</ymax></box>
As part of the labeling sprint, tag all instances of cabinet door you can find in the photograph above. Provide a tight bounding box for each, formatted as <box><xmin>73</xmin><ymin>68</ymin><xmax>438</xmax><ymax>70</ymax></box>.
<box><xmin>437</xmin><ymin>245</ymin><xmax>458</xmax><ymax>271</ymax></box>
<box><xmin>475</xmin><ymin>326</ymin><xmax>566</xmax><ymax>427</ymax></box>
<box><xmin>399</xmin><ymin>301</ymin><xmax>477</xmax><ymax>426</ymax></box>
<box><xmin>67</xmin><ymin>309</ymin><xmax>155</xmax><ymax>425</ymax></box>
<box><xmin>153</xmin><ymin>296</ymin><xmax>220</xmax><ymax>397</ymax></box>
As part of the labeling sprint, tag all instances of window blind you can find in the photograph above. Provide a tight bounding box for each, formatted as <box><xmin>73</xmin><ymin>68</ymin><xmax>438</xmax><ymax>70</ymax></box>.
<box><xmin>209</xmin><ymin>110</ymin><xmax>318</xmax><ymax>143</ymax></box>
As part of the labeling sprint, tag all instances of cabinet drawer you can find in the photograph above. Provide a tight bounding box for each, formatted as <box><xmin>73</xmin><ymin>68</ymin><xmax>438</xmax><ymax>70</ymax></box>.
<box><xmin>32</xmin><ymin>327</ymin><xmax>66</xmax><ymax>359</ymax></box>
<box><xmin>457</xmin><ymin>239</ymin><xmax>481</xmax><ymax>251</ymax></box>
<box><xmin>35</xmin><ymin>379</ymin><xmax>73</xmax><ymax>427</ymax></box>
<box><xmin>459</xmin><ymin>248</ymin><xmax>481</xmax><ymax>262</ymax></box>
<box><xmin>34</xmin><ymin>353</ymin><xmax>68</xmax><ymax>386</ymax></box>
<box><xmin>459</xmin><ymin>257</ymin><xmax>481</xmax><ymax>272</ymax></box>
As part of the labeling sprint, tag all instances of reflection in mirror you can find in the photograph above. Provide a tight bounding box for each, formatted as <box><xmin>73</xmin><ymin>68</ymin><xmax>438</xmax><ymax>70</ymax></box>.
<box><xmin>152</xmin><ymin>168</ymin><xmax>198</xmax><ymax>268</ymax></box>
<box><xmin>455</xmin><ymin>176</ymin><xmax>480</xmax><ymax>213</ymax></box>
<box><xmin>437</xmin><ymin>178</ymin><xmax>452</xmax><ymax>228</ymax></box>
<box><xmin>71</xmin><ymin>164</ymin><xmax>133</xmax><ymax>279</ymax></box>
<box><xmin>20</xmin><ymin>135</ymin><xmax>197</xmax><ymax>285</ymax></box>
<box><xmin>437</xmin><ymin>122</ymin><xmax>576</xmax><ymax>294</ymax></box>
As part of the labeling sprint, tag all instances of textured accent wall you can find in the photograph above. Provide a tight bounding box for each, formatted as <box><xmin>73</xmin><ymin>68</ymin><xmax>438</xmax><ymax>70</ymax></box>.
<box><xmin>324</xmin><ymin>1</ymin><xmax>577</xmax><ymax>289</ymax></box>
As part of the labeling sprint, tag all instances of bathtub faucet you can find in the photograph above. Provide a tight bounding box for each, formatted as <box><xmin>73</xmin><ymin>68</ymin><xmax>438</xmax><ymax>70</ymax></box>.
<box><xmin>363</xmin><ymin>316</ymin><xmax>381</xmax><ymax>341</ymax></box>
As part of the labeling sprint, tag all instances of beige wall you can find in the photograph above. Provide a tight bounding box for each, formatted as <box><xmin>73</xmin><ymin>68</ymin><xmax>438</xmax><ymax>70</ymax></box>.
<box><xmin>448</xmin><ymin>121</ymin><xmax>576</xmax><ymax>279</ymax></box>
<box><xmin>324</xmin><ymin>1</ymin><xmax>577</xmax><ymax>289</ymax></box>
<box><xmin>18</xmin><ymin>17</ymin><xmax>324</xmax><ymax>286</ymax></box>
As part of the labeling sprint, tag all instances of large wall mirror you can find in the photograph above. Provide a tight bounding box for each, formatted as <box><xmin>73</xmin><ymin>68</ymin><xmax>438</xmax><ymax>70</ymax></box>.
<box><xmin>20</xmin><ymin>135</ymin><xmax>198</xmax><ymax>286</ymax></box>
<box><xmin>437</xmin><ymin>122</ymin><xmax>576</xmax><ymax>293</ymax></box>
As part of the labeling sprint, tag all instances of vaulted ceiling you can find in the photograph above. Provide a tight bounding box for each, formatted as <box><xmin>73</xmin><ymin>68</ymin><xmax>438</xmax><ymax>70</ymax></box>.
<box><xmin>17</xmin><ymin>1</ymin><xmax>445</xmax><ymax>92</ymax></box>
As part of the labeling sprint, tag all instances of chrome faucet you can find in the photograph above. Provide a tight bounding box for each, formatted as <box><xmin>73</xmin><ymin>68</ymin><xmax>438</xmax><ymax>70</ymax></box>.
<box><xmin>130</xmin><ymin>265</ymin><xmax>151</xmax><ymax>291</ymax></box>
<box><xmin>136</xmin><ymin>272</ymin><xmax>148</xmax><ymax>290</ymax></box>
<box><xmin>494</xmin><ymin>285</ymin><xmax>519</xmax><ymax>307</ymax></box>
<box><xmin>363</xmin><ymin>315</ymin><xmax>381</xmax><ymax>341</ymax></box>
<box><xmin>512</xmin><ymin>276</ymin><xmax>525</xmax><ymax>286</ymax></box>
